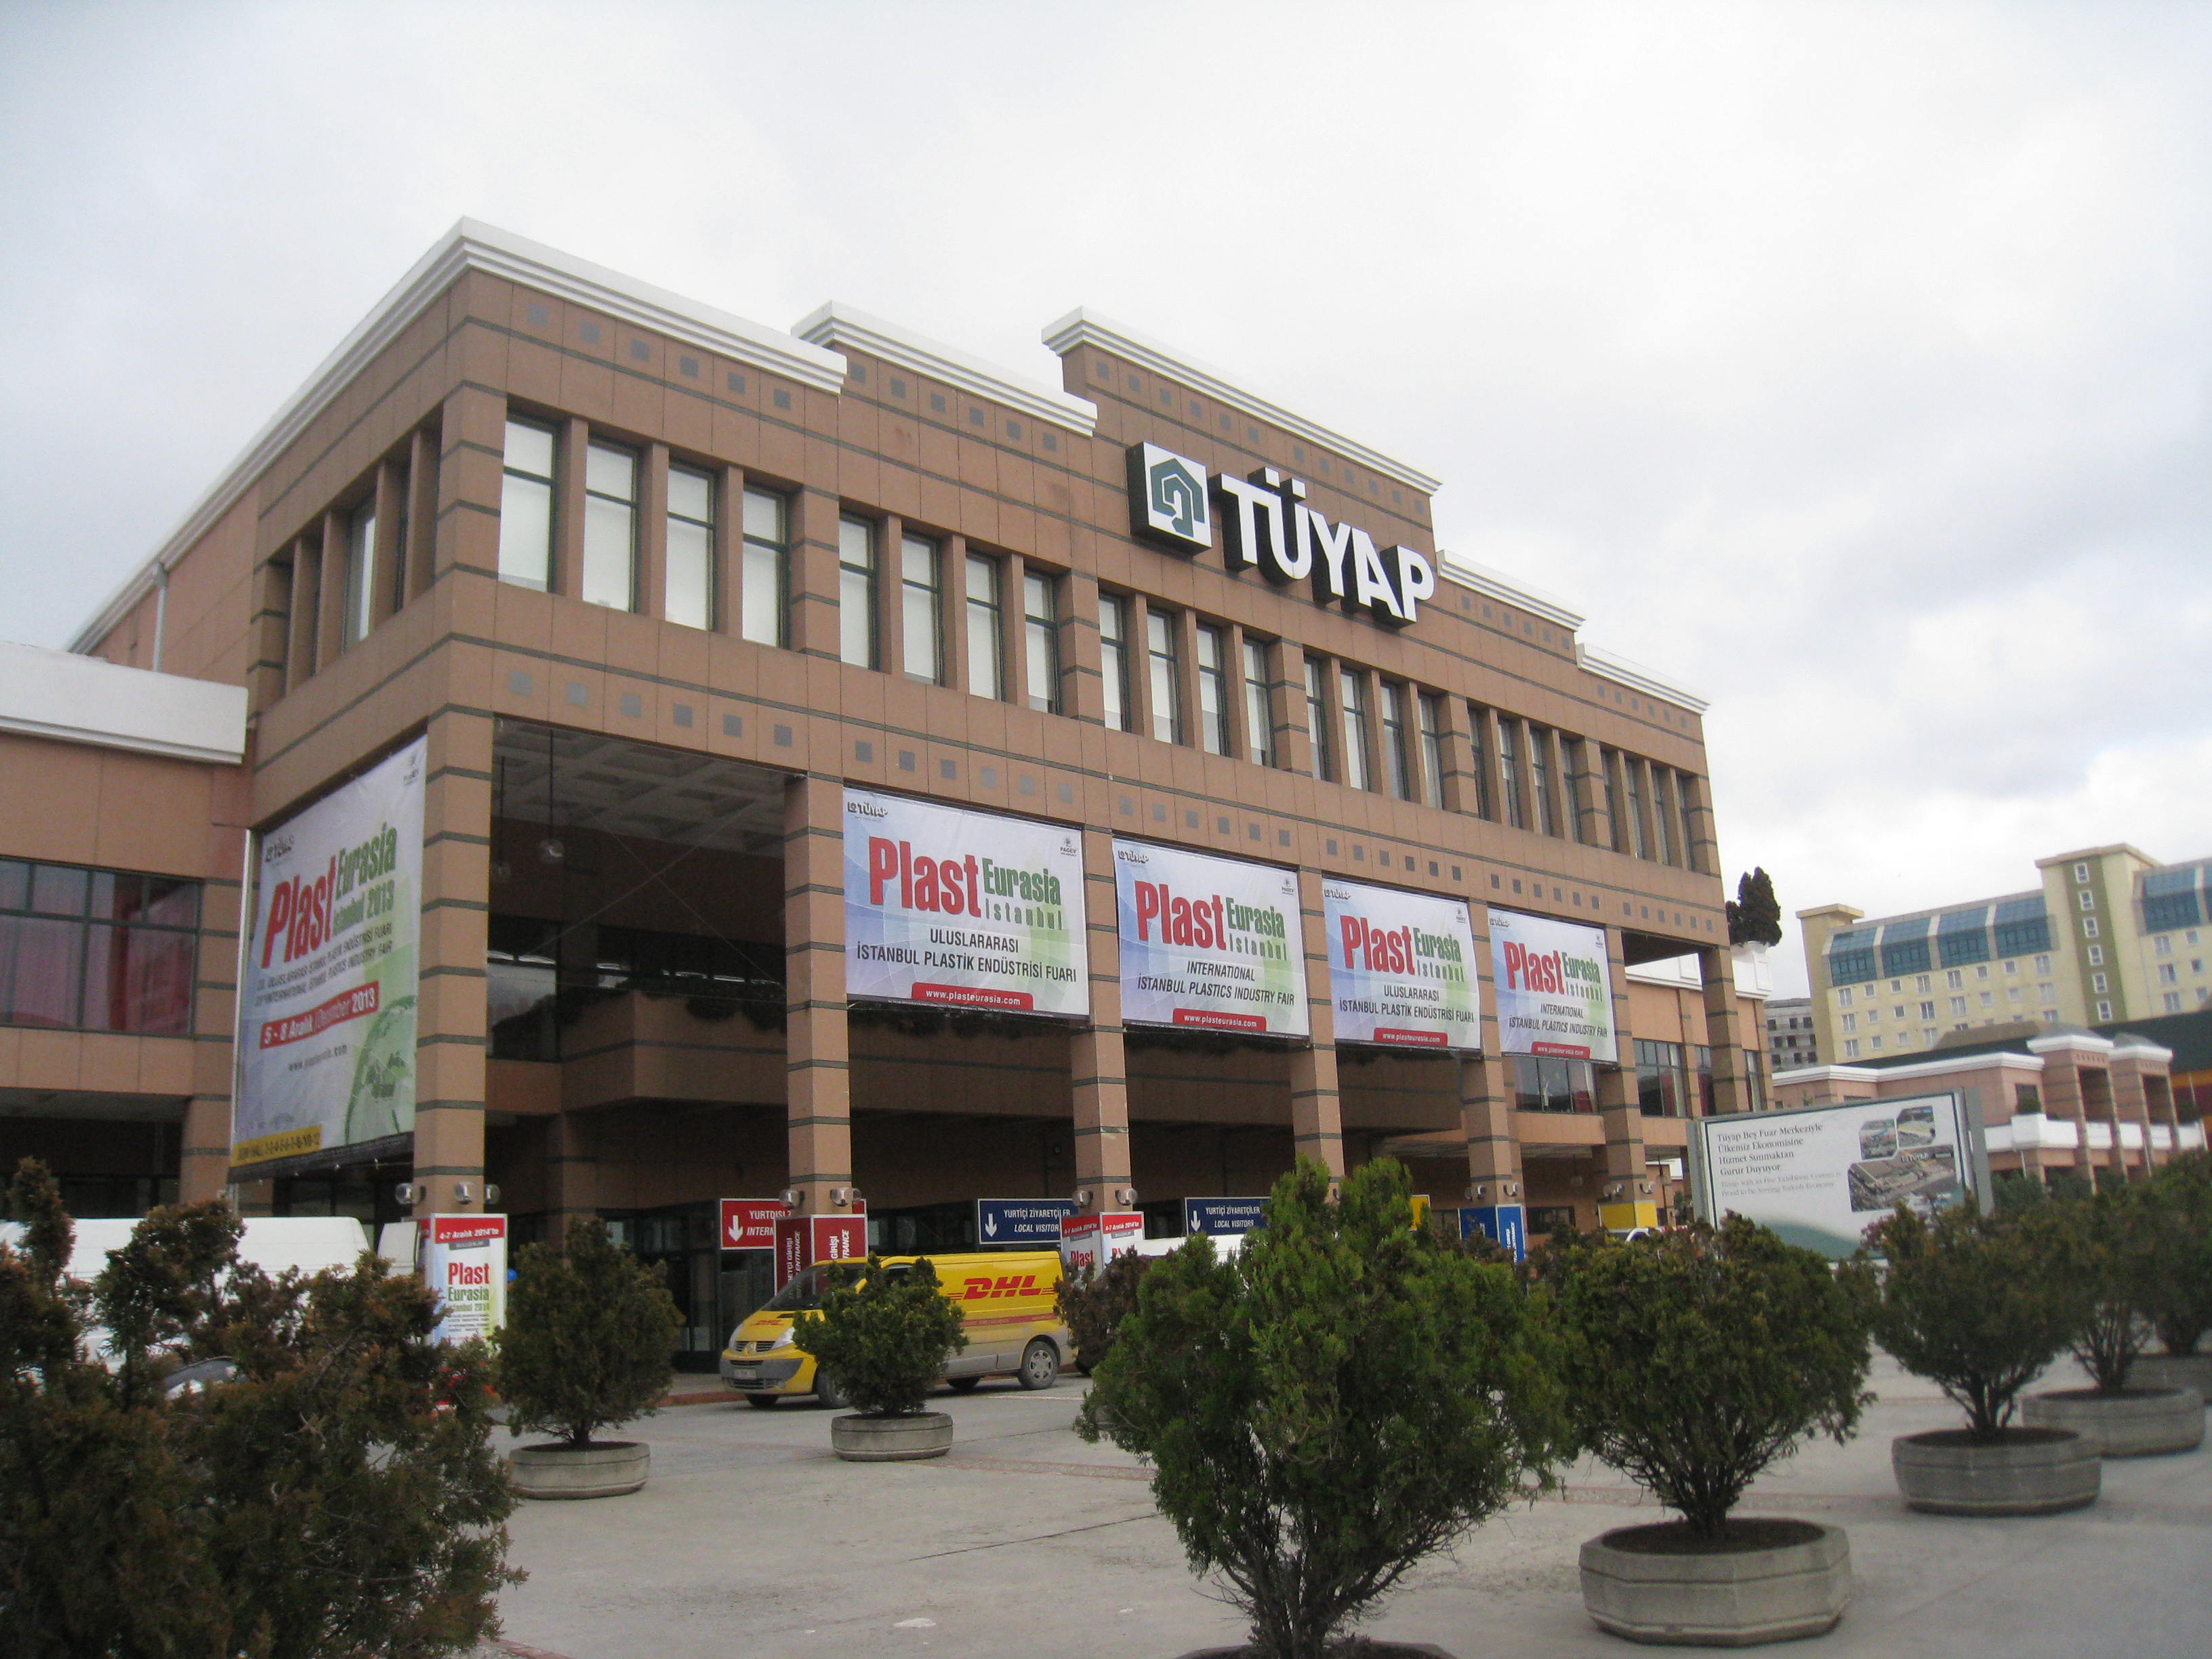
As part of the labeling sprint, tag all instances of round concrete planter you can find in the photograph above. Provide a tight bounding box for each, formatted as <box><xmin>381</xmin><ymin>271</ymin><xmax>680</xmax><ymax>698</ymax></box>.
<box><xmin>1578</xmin><ymin>1521</ymin><xmax>1850</xmax><ymax>1647</ymax></box>
<box><xmin>2132</xmin><ymin>1353</ymin><xmax>2212</xmax><ymax>1408</ymax></box>
<box><xmin>1891</xmin><ymin>1428</ymin><xmax>2099</xmax><ymax>1515</ymax></box>
<box><xmin>507</xmin><ymin>1440</ymin><xmax>650</xmax><ymax>1500</ymax></box>
<box><xmin>830</xmin><ymin>1410</ymin><xmax>954</xmax><ymax>1462</ymax></box>
<box><xmin>2023</xmin><ymin>1386</ymin><xmax>2205</xmax><ymax>1457</ymax></box>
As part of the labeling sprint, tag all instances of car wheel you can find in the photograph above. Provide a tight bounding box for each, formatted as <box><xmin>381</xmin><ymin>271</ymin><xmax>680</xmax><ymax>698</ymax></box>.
<box><xmin>743</xmin><ymin>1393</ymin><xmax>782</xmax><ymax>1409</ymax></box>
<box><xmin>814</xmin><ymin>1372</ymin><xmax>850</xmax><ymax>1410</ymax></box>
<box><xmin>946</xmin><ymin>1375</ymin><xmax>983</xmax><ymax>1393</ymax></box>
<box><xmin>1017</xmin><ymin>1338</ymin><xmax>1061</xmax><ymax>1391</ymax></box>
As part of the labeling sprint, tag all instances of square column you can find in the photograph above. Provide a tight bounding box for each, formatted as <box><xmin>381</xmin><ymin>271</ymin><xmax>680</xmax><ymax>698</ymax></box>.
<box><xmin>2033</xmin><ymin>1043</ymin><xmax>2091</xmax><ymax>1183</ymax></box>
<box><xmin>783</xmin><ymin>773</ymin><xmax>855</xmax><ymax>1215</ymax></box>
<box><xmin>1070</xmin><ymin>830</ymin><xmax>1132</xmax><ymax>1208</ymax></box>
<box><xmin>180</xmin><ymin>1095</ymin><xmax>232</xmax><ymax>1206</ymax></box>
<box><xmin>1458</xmin><ymin>1055</ymin><xmax>1521</xmax><ymax>1200</ymax></box>
<box><xmin>1597</xmin><ymin>926</ymin><xmax>1652</xmax><ymax>1227</ymax></box>
<box><xmin>410</xmin><ymin>708</ymin><xmax>495</xmax><ymax>1219</ymax></box>
<box><xmin>1698</xmin><ymin>945</ymin><xmax>1753</xmax><ymax>1117</ymax></box>
<box><xmin>1289</xmin><ymin>870</ymin><xmax>1346</xmax><ymax>1177</ymax></box>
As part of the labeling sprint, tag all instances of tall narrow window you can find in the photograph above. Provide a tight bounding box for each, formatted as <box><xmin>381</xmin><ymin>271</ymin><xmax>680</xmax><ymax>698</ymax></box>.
<box><xmin>1242</xmin><ymin>639</ymin><xmax>1274</xmax><ymax>768</ymax></box>
<box><xmin>1338</xmin><ymin>669</ymin><xmax>1371</xmax><ymax>792</ymax></box>
<box><xmin>1379</xmin><ymin>682</ymin><xmax>1412</xmax><ymax>800</ymax></box>
<box><xmin>1676</xmin><ymin>773</ymin><xmax>1701</xmax><ymax>873</ymax></box>
<box><xmin>901</xmin><ymin>535</ymin><xmax>941</xmax><ymax>683</ymax></box>
<box><xmin>1098</xmin><ymin>594</ymin><xmax>1131</xmax><ymax>731</ymax></box>
<box><xmin>581</xmin><ymin>441</ymin><xmax>638</xmax><ymax>611</ymax></box>
<box><xmin>1195</xmin><ymin>624</ymin><xmax>1230</xmax><ymax>756</ymax></box>
<box><xmin>665</xmin><ymin>464</ymin><xmax>715</xmax><ymax>630</ymax></box>
<box><xmin>1416</xmin><ymin>693</ymin><xmax>1446</xmax><ymax>809</ymax></box>
<box><xmin>1602</xmin><ymin>749</ymin><xmax>1628</xmax><ymax>853</ymax></box>
<box><xmin>341</xmin><ymin>500</ymin><xmax>376</xmax><ymax>647</ymax></box>
<box><xmin>1622</xmin><ymin>757</ymin><xmax>1649</xmax><ymax>859</ymax></box>
<box><xmin>1498</xmin><ymin>719</ymin><xmax>1526</xmax><ymax>830</ymax></box>
<box><xmin>1305</xmin><ymin>659</ymin><xmax>1332</xmax><ymax>781</ymax></box>
<box><xmin>1649</xmin><ymin>766</ymin><xmax>1675</xmax><ymax>865</ymax></box>
<box><xmin>838</xmin><ymin>517</ymin><xmax>876</xmax><ymax>668</ymax></box>
<box><xmin>965</xmin><ymin>553</ymin><xmax>1003</xmax><ymax>699</ymax></box>
<box><xmin>1561</xmin><ymin>738</ymin><xmax>1592</xmax><ymax>844</ymax></box>
<box><xmin>1147</xmin><ymin>609</ymin><xmax>1183</xmax><ymax>744</ymax></box>
<box><xmin>1467</xmin><ymin>705</ymin><xmax>1494</xmax><ymax>820</ymax></box>
<box><xmin>1529</xmin><ymin>725</ymin><xmax>1557</xmax><ymax>836</ymax></box>
<box><xmin>498</xmin><ymin>417</ymin><xmax>556</xmax><ymax>591</ymax></box>
<box><xmin>389</xmin><ymin>458</ymin><xmax>411</xmax><ymax>609</ymax></box>
<box><xmin>740</xmin><ymin>489</ymin><xmax>787</xmax><ymax>647</ymax></box>
<box><xmin>1022</xmin><ymin>571</ymin><xmax>1059</xmax><ymax>713</ymax></box>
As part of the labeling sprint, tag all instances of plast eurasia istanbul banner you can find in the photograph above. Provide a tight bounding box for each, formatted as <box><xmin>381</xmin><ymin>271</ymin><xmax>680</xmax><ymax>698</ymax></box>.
<box><xmin>1485</xmin><ymin>907</ymin><xmax>1616</xmax><ymax>1063</ymax></box>
<box><xmin>234</xmin><ymin>738</ymin><xmax>426</xmax><ymax>1168</ymax></box>
<box><xmin>1113</xmin><ymin>840</ymin><xmax>1307</xmax><ymax>1037</ymax></box>
<box><xmin>1322</xmin><ymin>878</ymin><xmax>1479</xmax><ymax>1050</ymax></box>
<box><xmin>842</xmin><ymin>789</ymin><xmax>1087</xmax><ymax>1017</ymax></box>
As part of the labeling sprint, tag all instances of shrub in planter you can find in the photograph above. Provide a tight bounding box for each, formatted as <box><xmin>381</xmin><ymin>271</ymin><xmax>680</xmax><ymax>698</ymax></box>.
<box><xmin>1544</xmin><ymin>1217</ymin><xmax>1871</xmax><ymax>1645</ymax></box>
<box><xmin>498</xmin><ymin>1216</ymin><xmax>682</xmax><ymax>1496</ymax></box>
<box><xmin>2140</xmin><ymin>1152</ymin><xmax>2212</xmax><ymax>1360</ymax></box>
<box><xmin>792</xmin><ymin>1255</ymin><xmax>966</xmax><ymax>1459</ymax></box>
<box><xmin>1078</xmin><ymin>1158</ymin><xmax>1566</xmax><ymax>1659</ymax></box>
<box><xmin>1054</xmin><ymin>1247</ymin><xmax>1151</xmax><ymax>1373</ymax></box>
<box><xmin>0</xmin><ymin>1158</ymin><xmax>517</xmax><ymax>1656</ymax></box>
<box><xmin>1861</xmin><ymin>1200</ymin><xmax>2100</xmax><ymax>1513</ymax></box>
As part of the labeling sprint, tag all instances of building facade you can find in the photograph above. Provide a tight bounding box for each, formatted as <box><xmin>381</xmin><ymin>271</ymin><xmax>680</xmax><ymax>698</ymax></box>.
<box><xmin>5</xmin><ymin>222</ymin><xmax>1767</xmax><ymax>1353</ymax></box>
<box><xmin>1763</xmin><ymin>994</ymin><xmax>1818</xmax><ymax>1073</ymax></box>
<box><xmin>1798</xmin><ymin>844</ymin><xmax>2212</xmax><ymax>1071</ymax></box>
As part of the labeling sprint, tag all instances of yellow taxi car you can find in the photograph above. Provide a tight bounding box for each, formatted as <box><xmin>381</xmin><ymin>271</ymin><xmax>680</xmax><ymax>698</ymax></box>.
<box><xmin>720</xmin><ymin>1250</ymin><xmax>1069</xmax><ymax>1408</ymax></box>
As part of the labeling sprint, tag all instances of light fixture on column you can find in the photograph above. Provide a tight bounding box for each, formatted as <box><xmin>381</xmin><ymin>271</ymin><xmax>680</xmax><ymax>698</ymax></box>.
<box><xmin>1601</xmin><ymin>1181</ymin><xmax>1624</xmax><ymax>1201</ymax></box>
<box><xmin>484</xmin><ymin>1184</ymin><xmax>502</xmax><ymax>1206</ymax></box>
<box><xmin>1071</xmin><ymin>1189</ymin><xmax>1092</xmax><ymax>1210</ymax></box>
<box><xmin>394</xmin><ymin>1182</ymin><xmax>418</xmax><ymax>1206</ymax></box>
<box><xmin>1466</xmin><ymin>1182</ymin><xmax>1490</xmax><ymax>1203</ymax></box>
<box><xmin>1113</xmin><ymin>1187</ymin><xmax>1138</xmax><ymax>1209</ymax></box>
<box><xmin>452</xmin><ymin>1181</ymin><xmax>473</xmax><ymax>1204</ymax></box>
<box><xmin>781</xmin><ymin>1187</ymin><xmax>804</xmax><ymax>1211</ymax></box>
<box><xmin>1503</xmin><ymin>1179</ymin><xmax>1522</xmax><ymax>1200</ymax></box>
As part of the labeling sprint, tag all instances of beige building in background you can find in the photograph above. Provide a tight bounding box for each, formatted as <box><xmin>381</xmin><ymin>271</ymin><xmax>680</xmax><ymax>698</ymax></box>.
<box><xmin>1797</xmin><ymin>844</ymin><xmax>2212</xmax><ymax>1069</ymax></box>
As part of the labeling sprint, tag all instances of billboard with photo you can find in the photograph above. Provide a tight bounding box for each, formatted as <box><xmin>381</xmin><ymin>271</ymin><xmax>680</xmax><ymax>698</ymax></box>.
<box><xmin>1113</xmin><ymin>840</ymin><xmax>1306</xmax><ymax>1037</ymax></box>
<box><xmin>842</xmin><ymin>789</ymin><xmax>1087</xmax><ymax>1017</ymax></box>
<box><xmin>1322</xmin><ymin>878</ymin><xmax>1479</xmax><ymax>1050</ymax></box>
<box><xmin>234</xmin><ymin>738</ymin><xmax>426</xmax><ymax>1170</ymax></box>
<box><xmin>1484</xmin><ymin>907</ymin><xmax>1616</xmax><ymax>1063</ymax></box>
<box><xmin>1687</xmin><ymin>1091</ymin><xmax>1988</xmax><ymax>1260</ymax></box>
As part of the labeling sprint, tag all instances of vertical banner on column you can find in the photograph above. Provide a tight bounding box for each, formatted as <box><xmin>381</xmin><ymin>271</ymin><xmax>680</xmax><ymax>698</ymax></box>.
<box><xmin>234</xmin><ymin>737</ymin><xmax>426</xmax><ymax>1168</ymax></box>
<box><xmin>1112</xmin><ymin>840</ymin><xmax>1307</xmax><ymax>1037</ymax></box>
<box><xmin>1322</xmin><ymin>878</ymin><xmax>1480</xmax><ymax>1050</ymax></box>
<box><xmin>424</xmin><ymin>1214</ymin><xmax>508</xmax><ymax>1344</ymax></box>
<box><xmin>842</xmin><ymin>788</ymin><xmax>1088</xmax><ymax>1017</ymax></box>
<box><xmin>1486</xmin><ymin>907</ymin><xmax>1616</xmax><ymax>1063</ymax></box>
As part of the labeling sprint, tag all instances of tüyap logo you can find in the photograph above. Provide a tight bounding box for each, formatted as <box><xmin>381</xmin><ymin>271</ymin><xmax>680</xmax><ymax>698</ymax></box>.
<box><xmin>846</xmin><ymin>798</ymin><xmax>889</xmax><ymax>818</ymax></box>
<box><xmin>1127</xmin><ymin>443</ymin><xmax>1212</xmax><ymax>554</ymax></box>
<box><xmin>1149</xmin><ymin>455</ymin><xmax>1205</xmax><ymax>538</ymax></box>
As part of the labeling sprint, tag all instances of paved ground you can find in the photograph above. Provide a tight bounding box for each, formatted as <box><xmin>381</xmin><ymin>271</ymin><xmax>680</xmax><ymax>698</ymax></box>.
<box><xmin>476</xmin><ymin>1355</ymin><xmax>2211</xmax><ymax>1659</ymax></box>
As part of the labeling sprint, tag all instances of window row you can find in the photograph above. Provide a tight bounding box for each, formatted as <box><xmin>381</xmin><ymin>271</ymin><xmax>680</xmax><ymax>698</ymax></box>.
<box><xmin>0</xmin><ymin>861</ymin><xmax>200</xmax><ymax>1036</ymax></box>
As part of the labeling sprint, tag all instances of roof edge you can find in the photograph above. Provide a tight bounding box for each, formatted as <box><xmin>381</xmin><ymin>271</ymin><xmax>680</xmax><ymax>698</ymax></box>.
<box><xmin>1436</xmin><ymin>550</ymin><xmax>1585</xmax><ymax>631</ymax></box>
<box><xmin>1574</xmin><ymin>642</ymin><xmax>1709</xmax><ymax>714</ymax></box>
<box><xmin>794</xmin><ymin>301</ymin><xmax>1097</xmax><ymax>436</ymax></box>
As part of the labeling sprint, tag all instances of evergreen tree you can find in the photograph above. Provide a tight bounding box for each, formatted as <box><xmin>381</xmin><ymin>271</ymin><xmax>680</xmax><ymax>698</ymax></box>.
<box><xmin>1725</xmin><ymin>867</ymin><xmax>1784</xmax><ymax>947</ymax></box>
<box><xmin>499</xmin><ymin>1216</ymin><xmax>683</xmax><ymax>1448</ymax></box>
<box><xmin>791</xmin><ymin>1254</ymin><xmax>967</xmax><ymax>1415</ymax></box>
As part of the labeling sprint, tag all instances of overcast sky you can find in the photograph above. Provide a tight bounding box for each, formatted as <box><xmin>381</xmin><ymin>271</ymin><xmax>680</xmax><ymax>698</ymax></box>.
<box><xmin>3</xmin><ymin>1</ymin><xmax>2207</xmax><ymax>994</ymax></box>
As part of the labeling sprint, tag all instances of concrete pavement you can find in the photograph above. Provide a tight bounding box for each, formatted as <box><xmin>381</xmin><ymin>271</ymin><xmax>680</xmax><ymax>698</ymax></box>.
<box><xmin>477</xmin><ymin>1355</ymin><xmax>2212</xmax><ymax>1658</ymax></box>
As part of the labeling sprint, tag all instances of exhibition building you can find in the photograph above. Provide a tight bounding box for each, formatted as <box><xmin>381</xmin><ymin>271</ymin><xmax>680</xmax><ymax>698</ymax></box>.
<box><xmin>1</xmin><ymin>222</ymin><xmax>1774</xmax><ymax>1360</ymax></box>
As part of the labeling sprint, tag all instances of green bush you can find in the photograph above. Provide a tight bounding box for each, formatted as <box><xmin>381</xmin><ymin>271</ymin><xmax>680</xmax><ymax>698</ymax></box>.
<box><xmin>0</xmin><ymin>1158</ymin><xmax>516</xmax><ymax>1658</ymax></box>
<box><xmin>498</xmin><ymin>1216</ymin><xmax>682</xmax><ymax>1448</ymax></box>
<box><xmin>2141</xmin><ymin>1151</ymin><xmax>2212</xmax><ymax>1356</ymax></box>
<box><xmin>2057</xmin><ymin>1188</ymin><xmax>2158</xmax><ymax>1391</ymax></box>
<box><xmin>1054</xmin><ymin>1248</ymin><xmax>1152</xmax><ymax>1372</ymax></box>
<box><xmin>1543</xmin><ymin>1216</ymin><xmax>1872</xmax><ymax>1540</ymax></box>
<box><xmin>791</xmin><ymin>1254</ymin><xmax>966</xmax><ymax>1416</ymax></box>
<box><xmin>1078</xmin><ymin>1158</ymin><xmax>1565</xmax><ymax>1659</ymax></box>
<box><xmin>1860</xmin><ymin>1198</ymin><xmax>2085</xmax><ymax>1438</ymax></box>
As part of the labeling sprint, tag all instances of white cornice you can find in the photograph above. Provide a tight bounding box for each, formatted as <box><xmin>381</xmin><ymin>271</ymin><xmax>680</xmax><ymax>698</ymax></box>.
<box><xmin>1866</xmin><ymin>1052</ymin><xmax>2047</xmax><ymax>1083</ymax></box>
<box><xmin>1772</xmin><ymin>1065</ymin><xmax>1883</xmax><ymax>1084</ymax></box>
<box><xmin>1436</xmin><ymin>550</ymin><xmax>1585</xmax><ymax>631</ymax></box>
<box><xmin>1575</xmin><ymin>642</ymin><xmax>1711</xmax><ymax>715</ymax></box>
<box><xmin>795</xmin><ymin>302</ymin><xmax>1097</xmax><ymax>436</ymax></box>
<box><xmin>1040</xmin><ymin>308</ymin><xmax>1441</xmax><ymax>495</ymax></box>
<box><xmin>0</xmin><ymin>641</ymin><xmax>246</xmax><ymax>764</ymax></box>
<box><xmin>2028</xmin><ymin>1032</ymin><xmax>2116</xmax><ymax>1056</ymax></box>
<box><xmin>2107</xmin><ymin>1040</ymin><xmax>2175</xmax><ymax>1063</ymax></box>
<box><xmin>69</xmin><ymin>220</ymin><xmax>848</xmax><ymax>656</ymax></box>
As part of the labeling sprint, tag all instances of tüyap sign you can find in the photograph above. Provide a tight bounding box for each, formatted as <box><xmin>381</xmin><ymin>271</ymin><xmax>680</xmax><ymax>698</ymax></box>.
<box><xmin>1127</xmin><ymin>442</ymin><xmax>1437</xmax><ymax>626</ymax></box>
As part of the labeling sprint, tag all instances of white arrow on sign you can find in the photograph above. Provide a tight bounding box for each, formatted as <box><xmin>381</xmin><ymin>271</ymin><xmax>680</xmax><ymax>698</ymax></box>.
<box><xmin>983</xmin><ymin>1212</ymin><xmax>998</xmax><ymax>1238</ymax></box>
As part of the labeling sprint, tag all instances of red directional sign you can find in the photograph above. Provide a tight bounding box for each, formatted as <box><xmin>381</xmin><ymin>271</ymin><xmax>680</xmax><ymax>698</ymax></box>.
<box><xmin>719</xmin><ymin>1198</ymin><xmax>787</xmax><ymax>1250</ymax></box>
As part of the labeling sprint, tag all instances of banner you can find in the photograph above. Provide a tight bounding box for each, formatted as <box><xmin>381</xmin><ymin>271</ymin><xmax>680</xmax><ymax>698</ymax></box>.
<box><xmin>1485</xmin><ymin>907</ymin><xmax>1615</xmax><ymax>1063</ymax></box>
<box><xmin>1113</xmin><ymin>840</ymin><xmax>1306</xmax><ymax>1037</ymax></box>
<box><xmin>842</xmin><ymin>789</ymin><xmax>1087</xmax><ymax>1017</ymax></box>
<box><xmin>424</xmin><ymin>1214</ymin><xmax>507</xmax><ymax>1345</ymax></box>
<box><xmin>1322</xmin><ymin>879</ymin><xmax>1479</xmax><ymax>1050</ymax></box>
<box><xmin>235</xmin><ymin>739</ymin><xmax>426</xmax><ymax>1167</ymax></box>
<box><xmin>1688</xmin><ymin>1092</ymin><xmax>1984</xmax><ymax>1260</ymax></box>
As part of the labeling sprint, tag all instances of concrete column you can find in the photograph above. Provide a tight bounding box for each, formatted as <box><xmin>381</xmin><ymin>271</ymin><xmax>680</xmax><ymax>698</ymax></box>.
<box><xmin>369</xmin><ymin>458</ymin><xmax>405</xmax><ymax>623</ymax></box>
<box><xmin>409</xmin><ymin>708</ymin><xmax>495</xmax><ymax>1221</ymax></box>
<box><xmin>180</xmin><ymin>1095</ymin><xmax>232</xmax><ymax>1206</ymax></box>
<box><xmin>1597</xmin><ymin>927</ymin><xmax>1651</xmax><ymax>1227</ymax></box>
<box><xmin>1064</xmin><ymin>569</ymin><xmax>1105</xmax><ymax>725</ymax></box>
<box><xmin>2106</xmin><ymin>1057</ymin><xmax>2154</xmax><ymax>1182</ymax></box>
<box><xmin>1290</xmin><ymin>869</ymin><xmax>1347</xmax><ymax>1177</ymax></box>
<box><xmin>432</xmin><ymin>385</ymin><xmax>504</xmax><ymax>584</ymax></box>
<box><xmin>783</xmin><ymin>773</ymin><xmax>855</xmax><ymax>1215</ymax></box>
<box><xmin>2035</xmin><ymin>1046</ymin><xmax>2091</xmax><ymax>1182</ymax></box>
<box><xmin>554</xmin><ymin>418</ymin><xmax>589</xmax><ymax>599</ymax></box>
<box><xmin>1698</xmin><ymin>945</ymin><xmax>1753</xmax><ymax>1116</ymax></box>
<box><xmin>1458</xmin><ymin>1054</ymin><xmax>1520</xmax><ymax>1197</ymax></box>
<box><xmin>1570</xmin><ymin>739</ymin><xmax>1605</xmax><ymax>848</ymax></box>
<box><xmin>403</xmin><ymin>424</ymin><xmax>439</xmax><ymax>604</ymax></box>
<box><xmin>639</xmin><ymin>443</ymin><xmax>672</xmax><ymax>624</ymax></box>
<box><xmin>1681</xmin><ymin>773</ymin><xmax>1719</xmax><ymax>876</ymax></box>
<box><xmin>314</xmin><ymin>509</ymin><xmax>348</xmax><ymax>672</ymax></box>
<box><xmin>1070</xmin><ymin>830</ymin><xmax>1132</xmax><ymax>1208</ymax></box>
<box><xmin>1275</xmin><ymin>640</ymin><xmax>1316</xmax><ymax>779</ymax></box>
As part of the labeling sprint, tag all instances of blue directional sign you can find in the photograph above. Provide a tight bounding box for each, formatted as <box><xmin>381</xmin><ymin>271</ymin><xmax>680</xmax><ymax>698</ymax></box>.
<box><xmin>975</xmin><ymin>1197</ymin><xmax>1077</xmax><ymax>1247</ymax></box>
<box><xmin>1183</xmin><ymin>1196</ymin><xmax>1269</xmax><ymax>1237</ymax></box>
<box><xmin>1460</xmin><ymin>1204</ymin><xmax>1526</xmax><ymax>1263</ymax></box>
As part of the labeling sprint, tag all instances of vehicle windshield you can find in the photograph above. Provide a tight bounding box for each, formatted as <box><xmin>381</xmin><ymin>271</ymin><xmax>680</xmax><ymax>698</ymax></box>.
<box><xmin>764</xmin><ymin>1264</ymin><xmax>830</xmax><ymax>1312</ymax></box>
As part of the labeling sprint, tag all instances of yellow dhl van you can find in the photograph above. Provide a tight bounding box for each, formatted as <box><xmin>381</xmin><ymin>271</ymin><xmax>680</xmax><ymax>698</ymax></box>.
<box><xmin>719</xmin><ymin>1251</ymin><xmax>1070</xmax><ymax>1407</ymax></box>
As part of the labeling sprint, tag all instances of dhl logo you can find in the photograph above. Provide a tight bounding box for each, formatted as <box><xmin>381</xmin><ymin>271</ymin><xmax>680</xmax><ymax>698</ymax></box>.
<box><xmin>960</xmin><ymin>1275</ymin><xmax>1041</xmax><ymax>1301</ymax></box>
